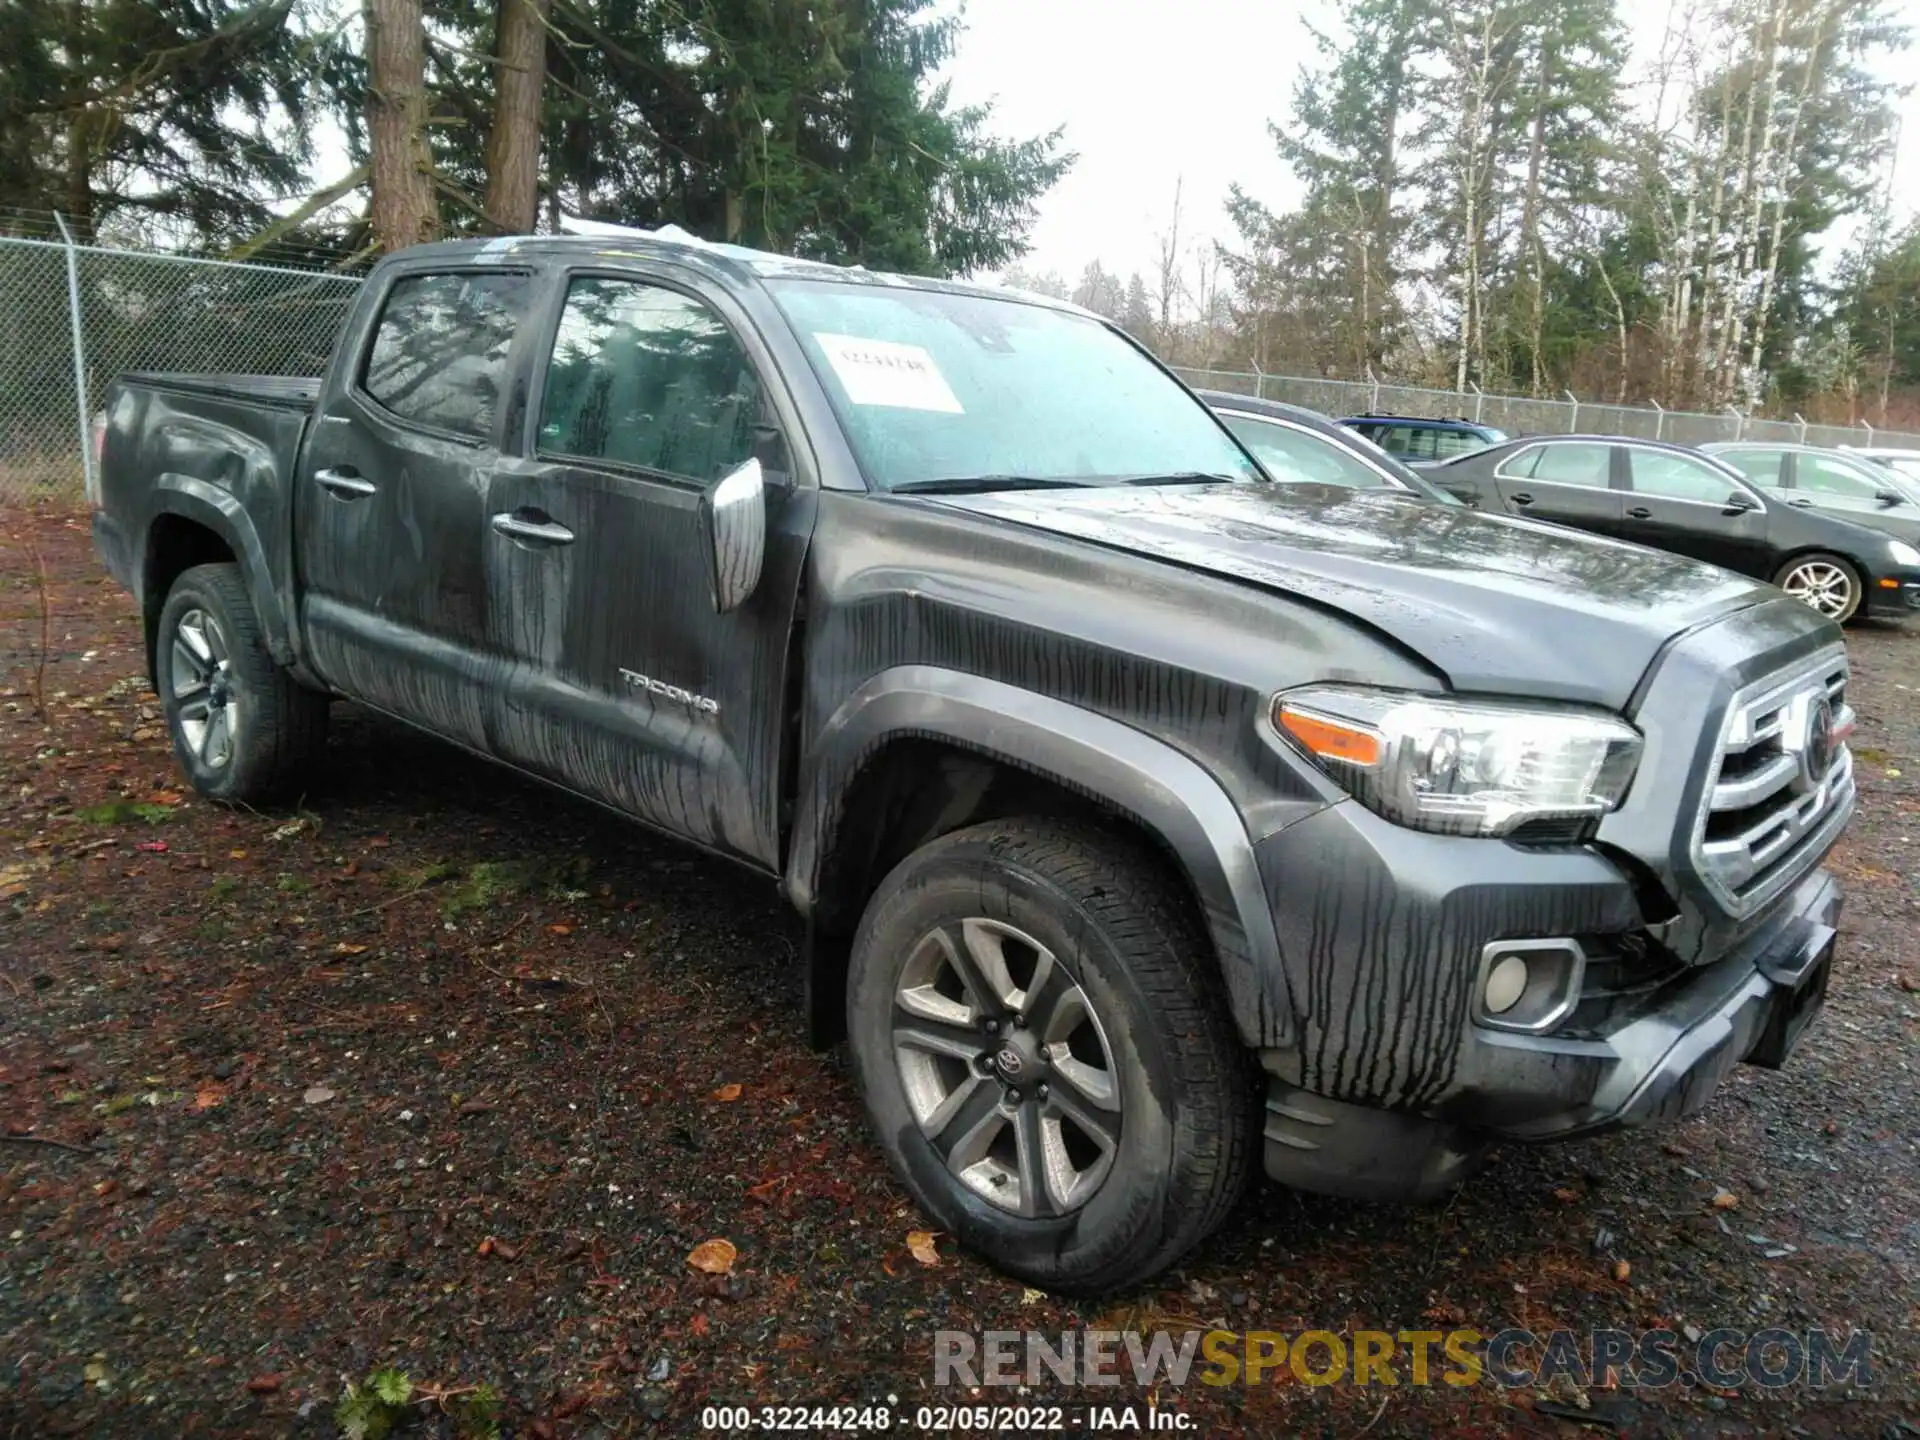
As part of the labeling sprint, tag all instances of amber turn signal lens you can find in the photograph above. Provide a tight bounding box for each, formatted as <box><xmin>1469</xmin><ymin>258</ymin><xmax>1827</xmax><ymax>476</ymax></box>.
<box><xmin>1277</xmin><ymin>707</ymin><xmax>1382</xmax><ymax>766</ymax></box>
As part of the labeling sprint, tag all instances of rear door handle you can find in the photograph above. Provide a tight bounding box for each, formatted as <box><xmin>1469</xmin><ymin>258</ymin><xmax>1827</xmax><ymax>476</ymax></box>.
<box><xmin>315</xmin><ymin>466</ymin><xmax>376</xmax><ymax>499</ymax></box>
<box><xmin>1628</xmin><ymin>506</ymin><xmax>1652</xmax><ymax>519</ymax></box>
<box><xmin>491</xmin><ymin>510</ymin><xmax>575</xmax><ymax>547</ymax></box>
<box><xmin>1510</xmin><ymin>492</ymin><xmax>1534</xmax><ymax>506</ymax></box>
<box><xmin>1789</xmin><ymin>497</ymin><xmax>1814</xmax><ymax>508</ymax></box>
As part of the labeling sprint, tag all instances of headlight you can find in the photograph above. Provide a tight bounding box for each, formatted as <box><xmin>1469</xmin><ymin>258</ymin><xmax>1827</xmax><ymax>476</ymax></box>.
<box><xmin>1887</xmin><ymin>539</ymin><xmax>1920</xmax><ymax>567</ymax></box>
<box><xmin>1272</xmin><ymin>687</ymin><xmax>1642</xmax><ymax>837</ymax></box>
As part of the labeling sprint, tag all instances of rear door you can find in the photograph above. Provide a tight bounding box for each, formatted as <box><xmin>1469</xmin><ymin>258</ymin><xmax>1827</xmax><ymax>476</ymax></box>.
<box><xmin>1790</xmin><ymin>450</ymin><xmax>1915</xmax><ymax>526</ymax></box>
<box><xmin>1488</xmin><ymin>440</ymin><xmax>1625</xmax><ymax>538</ymax></box>
<box><xmin>481</xmin><ymin>266</ymin><xmax>811</xmax><ymax>866</ymax></box>
<box><xmin>296</xmin><ymin>266</ymin><xmax>538</xmax><ymax>748</ymax></box>
<box><xmin>1616</xmin><ymin>445</ymin><xmax>1771</xmax><ymax>577</ymax></box>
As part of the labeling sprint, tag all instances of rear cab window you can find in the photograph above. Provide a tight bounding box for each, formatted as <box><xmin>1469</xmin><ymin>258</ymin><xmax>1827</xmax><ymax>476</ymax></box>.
<box><xmin>362</xmin><ymin>271</ymin><xmax>535</xmax><ymax>439</ymax></box>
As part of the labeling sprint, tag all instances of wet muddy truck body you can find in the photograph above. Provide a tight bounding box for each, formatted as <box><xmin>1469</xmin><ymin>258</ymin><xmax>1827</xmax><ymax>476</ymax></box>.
<box><xmin>90</xmin><ymin>233</ymin><xmax>1855</xmax><ymax>1293</ymax></box>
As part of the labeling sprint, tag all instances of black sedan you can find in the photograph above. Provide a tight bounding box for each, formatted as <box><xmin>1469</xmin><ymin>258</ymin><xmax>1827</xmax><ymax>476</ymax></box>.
<box><xmin>1701</xmin><ymin>442</ymin><xmax>1920</xmax><ymax>543</ymax></box>
<box><xmin>1196</xmin><ymin>390</ymin><xmax>1462</xmax><ymax>504</ymax></box>
<box><xmin>1425</xmin><ymin>434</ymin><xmax>1920</xmax><ymax>623</ymax></box>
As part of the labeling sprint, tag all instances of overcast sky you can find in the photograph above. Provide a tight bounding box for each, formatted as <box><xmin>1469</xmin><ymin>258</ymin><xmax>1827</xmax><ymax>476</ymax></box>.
<box><xmin>938</xmin><ymin>0</ymin><xmax>1920</xmax><ymax>287</ymax></box>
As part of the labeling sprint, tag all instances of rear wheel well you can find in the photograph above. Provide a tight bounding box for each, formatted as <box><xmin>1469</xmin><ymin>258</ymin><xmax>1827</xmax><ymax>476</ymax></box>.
<box><xmin>803</xmin><ymin>738</ymin><xmax>1211</xmax><ymax>1045</ymax></box>
<box><xmin>143</xmin><ymin>516</ymin><xmax>235</xmax><ymax>681</ymax></box>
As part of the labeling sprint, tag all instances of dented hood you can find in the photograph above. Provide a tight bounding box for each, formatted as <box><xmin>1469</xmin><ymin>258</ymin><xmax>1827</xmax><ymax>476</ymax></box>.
<box><xmin>932</xmin><ymin>483</ymin><xmax>1778</xmax><ymax>710</ymax></box>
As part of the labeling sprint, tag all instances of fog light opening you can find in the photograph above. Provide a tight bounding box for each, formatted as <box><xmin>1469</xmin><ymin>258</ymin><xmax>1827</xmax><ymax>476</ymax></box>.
<box><xmin>1484</xmin><ymin>954</ymin><xmax>1529</xmax><ymax>1014</ymax></box>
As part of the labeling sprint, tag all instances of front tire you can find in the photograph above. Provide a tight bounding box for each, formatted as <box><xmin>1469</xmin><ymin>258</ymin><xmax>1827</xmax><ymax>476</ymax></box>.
<box><xmin>156</xmin><ymin>563</ymin><xmax>328</xmax><ymax>803</ymax></box>
<box><xmin>1773</xmin><ymin>552</ymin><xmax>1862</xmax><ymax>624</ymax></box>
<box><xmin>846</xmin><ymin>818</ymin><xmax>1254</xmax><ymax>1294</ymax></box>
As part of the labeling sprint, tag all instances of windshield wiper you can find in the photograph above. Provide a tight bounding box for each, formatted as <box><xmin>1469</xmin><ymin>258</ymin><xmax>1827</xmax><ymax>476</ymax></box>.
<box><xmin>889</xmin><ymin>475</ymin><xmax>1097</xmax><ymax>495</ymax></box>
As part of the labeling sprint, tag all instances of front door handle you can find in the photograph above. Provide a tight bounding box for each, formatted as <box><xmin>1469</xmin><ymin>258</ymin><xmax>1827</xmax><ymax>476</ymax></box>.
<box><xmin>315</xmin><ymin>466</ymin><xmax>376</xmax><ymax>499</ymax></box>
<box><xmin>491</xmin><ymin>510</ymin><xmax>575</xmax><ymax>547</ymax></box>
<box><xmin>1628</xmin><ymin>506</ymin><xmax>1652</xmax><ymax>520</ymax></box>
<box><xmin>1510</xmin><ymin>491</ymin><xmax>1534</xmax><ymax>506</ymax></box>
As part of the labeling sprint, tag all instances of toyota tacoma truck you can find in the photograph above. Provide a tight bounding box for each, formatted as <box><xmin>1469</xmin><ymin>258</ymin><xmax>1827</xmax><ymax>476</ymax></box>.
<box><xmin>90</xmin><ymin>231</ymin><xmax>1855</xmax><ymax>1294</ymax></box>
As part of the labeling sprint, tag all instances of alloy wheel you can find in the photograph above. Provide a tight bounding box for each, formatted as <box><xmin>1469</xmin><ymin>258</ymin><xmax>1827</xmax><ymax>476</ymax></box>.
<box><xmin>169</xmin><ymin>608</ymin><xmax>241</xmax><ymax>769</ymax></box>
<box><xmin>891</xmin><ymin>917</ymin><xmax>1121</xmax><ymax>1218</ymax></box>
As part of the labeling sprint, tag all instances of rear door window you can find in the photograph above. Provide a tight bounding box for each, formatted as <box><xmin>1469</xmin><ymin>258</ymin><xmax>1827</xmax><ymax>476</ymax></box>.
<box><xmin>1716</xmin><ymin>449</ymin><xmax>1785</xmax><ymax>488</ymax></box>
<box><xmin>1796</xmin><ymin>454</ymin><xmax>1885</xmax><ymax>500</ymax></box>
<box><xmin>1507</xmin><ymin>442</ymin><xmax>1613</xmax><ymax>488</ymax></box>
<box><xmin>363</xmin><ymin>272</ymin><xmax>534</xmax><ymax>439</ymax></box>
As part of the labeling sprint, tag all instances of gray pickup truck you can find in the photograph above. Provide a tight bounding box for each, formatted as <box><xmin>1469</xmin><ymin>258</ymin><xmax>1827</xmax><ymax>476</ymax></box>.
<box><xmin>91</xmin><ymin>231</ymin><xmax>1854</xmax><ymax>1294</ymax></box>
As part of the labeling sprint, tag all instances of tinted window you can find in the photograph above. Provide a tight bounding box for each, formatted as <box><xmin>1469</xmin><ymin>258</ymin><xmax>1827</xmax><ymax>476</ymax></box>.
<box><xmin>1431</xmin><ymin>429</ymin><xmax>1484</xmax><ymax>458</ymax></box>
<box><xmin>1629</xmin><ymin>449</ymin><xmax>1741</xmax><ymax>503</ymax></box>
<box><xmin>364</xmin><ymin>272</ymin><xmax>532</xmax><ymax>437</ymax></box>
<box><xmin>538</xmin><ymin>278</ymin><xmax>761</xmax><ymax>484</ymax></box>
<box><xmin>1509</xmin><ymin>442</ymin><xmax>1612</xmax><ymax>488</ymax></box>
<box><xmin>768</xmin><ymin>281</ymin><xmax>1259</xmax><ymax>490</ymax></box>
<box><xmin>1717</xmin><ymin>449</ymin><xmax>1785</xmax><ymax>488</ymax></box>
<box><xmin>1222</xmin><ymin>415</ymin><xmax>1395</xmax><ymax>489</ymax></box>
<box><xmin>1376</xmin><ymin>425</ymin><xmax>1421</xmax><ymax>457</ymax></box>
<box><xmin>1797</xmin><ymin>454</ymin><xmax>1885</xmax><ymax>500</ymax></box>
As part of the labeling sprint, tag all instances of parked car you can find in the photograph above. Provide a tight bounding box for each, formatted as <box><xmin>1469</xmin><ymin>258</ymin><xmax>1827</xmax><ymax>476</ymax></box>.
<box><xmin>1336</xmin><ymin>412</ymin><xmax>1509</xmax><ymax>461</ymax></box>
<box><xmin>1198</xmin><ymin>390</ymin><xmax>1461</xmax><ymax>503</ymax></box>
<box><xmin>1427</xmin><ymin>434</ymin><xmax>1920</xmax><ymax>622</ymax></box>
<box><xmin>1703</xmin><ymin>443</ymin><xmax>1920</xmax><ymax>545</ymax></box>
<box><xmin>92</xmin><ymin>232</ymin><xmax>1853</xmax><ymax>1293</ymax></box>
<box><xmin>1845</xmin><ymin>446</ymin><xmax>1920</xmax><ymax>487</ymax></box>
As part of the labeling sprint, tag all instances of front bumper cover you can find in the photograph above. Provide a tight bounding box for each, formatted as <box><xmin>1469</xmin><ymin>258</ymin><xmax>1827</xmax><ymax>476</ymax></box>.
<box><xmin>1258</xmin><ymin>865</ymin><xmax>1839</xmax><ymax>1202</ymax></box>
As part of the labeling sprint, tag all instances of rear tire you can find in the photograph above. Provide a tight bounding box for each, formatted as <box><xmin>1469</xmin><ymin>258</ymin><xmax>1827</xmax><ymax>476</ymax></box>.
<box><xmin>155</xmin><ymin>563</ymin><xmax>328</xmax><ymax>803</ymax></box>
<box><xmin>1772</xmin><ymin>552</ymin><xmax>1862</xmax><ymax>624</ymax></box>
<box><xmin>846</xmin><ymin>818</ymin><xmax>1254</xmax><ymax>1294</ymax></box>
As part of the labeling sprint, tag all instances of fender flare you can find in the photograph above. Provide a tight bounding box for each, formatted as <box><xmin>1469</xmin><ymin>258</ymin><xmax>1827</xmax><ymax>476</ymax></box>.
<box><xmin>786</xmin><ymin>665</ymin><xmax>1293</xmax><ymax>1048</ymax></box>
<box><xmin>146</xmin><ymin>475</ymin><xmax>294</xmax><ymax>667</ymax></box>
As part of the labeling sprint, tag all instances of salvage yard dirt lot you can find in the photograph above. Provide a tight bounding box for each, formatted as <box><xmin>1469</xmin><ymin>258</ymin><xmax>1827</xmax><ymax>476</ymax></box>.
<box><xmin>2</xmin><ymin>506</ymin><xmax>1917</xmax><ymax>1439</ymax></box>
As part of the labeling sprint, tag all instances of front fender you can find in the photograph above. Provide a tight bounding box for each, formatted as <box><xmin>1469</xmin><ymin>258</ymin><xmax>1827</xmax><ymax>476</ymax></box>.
<box><xmin>787</xmin><ymin>665</ymin><xmax>1293</xmax><ymax>1048</ymax></box>
<box><xmin>147</xmin><ymin>476</ymin><xmax>293</xmax><ymax>666</ymax></box>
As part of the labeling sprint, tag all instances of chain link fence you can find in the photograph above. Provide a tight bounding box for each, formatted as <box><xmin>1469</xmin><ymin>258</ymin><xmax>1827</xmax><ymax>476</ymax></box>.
<box><xmin>0</xmin><ymin>223</ymin><xmax>362</xmax><ymax>504</ymax></box>
<box><xmin>7</xmin><ymin>225</ymin><xmax>1919</xmax><ymax>505</ymax></box>
<box><xmin>1170</xmin><ymin>367</ymin><xmax>1920</xmax><ymax>452</ymax></box>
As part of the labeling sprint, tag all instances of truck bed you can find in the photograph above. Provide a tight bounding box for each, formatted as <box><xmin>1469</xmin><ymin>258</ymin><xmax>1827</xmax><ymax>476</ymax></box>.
<box><xmin>117</xmin><ymin>373</ymin><xmax>322</xmax><ymax>410</ymax></box>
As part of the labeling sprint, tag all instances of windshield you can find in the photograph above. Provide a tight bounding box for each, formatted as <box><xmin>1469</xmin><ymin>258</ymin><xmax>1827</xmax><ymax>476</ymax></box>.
<box><xmin>1218</xmin><ymin>411</ymin><xmax>1460</xmax><ymax>504</ymax></box>
<box><xmin>766</xmin><ymin>280</ymin><xmax>1262</xmax><ymax>491</ymax></box>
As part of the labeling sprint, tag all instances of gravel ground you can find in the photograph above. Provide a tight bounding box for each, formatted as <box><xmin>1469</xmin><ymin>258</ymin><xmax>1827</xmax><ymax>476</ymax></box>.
<box><xmin>2</xmin><ymin>508</ymin><xmax>1918</xmax><ymax>1439</ymax></box>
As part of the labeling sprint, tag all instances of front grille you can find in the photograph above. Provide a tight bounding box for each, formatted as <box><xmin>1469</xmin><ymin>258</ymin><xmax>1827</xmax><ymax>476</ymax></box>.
<box><xmin>1691</xmin><ymin>648</ymin><xmax>1854</xmax><ymax>918</ymax></box>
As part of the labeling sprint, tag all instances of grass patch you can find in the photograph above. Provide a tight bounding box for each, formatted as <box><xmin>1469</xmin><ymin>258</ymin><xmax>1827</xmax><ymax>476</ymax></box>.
<box><xmin>75</xmin><ymin>800</ymin><xmax>175</xmax><ymax>826</ymax></box>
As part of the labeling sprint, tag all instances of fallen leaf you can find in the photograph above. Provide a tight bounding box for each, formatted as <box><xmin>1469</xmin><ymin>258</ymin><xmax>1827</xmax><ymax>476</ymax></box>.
<box><xmin>747</xmin><ymin>1178</ymin><xmax>778</xmax><ymax>1202</ymax></box>
<box><xmin>493</xmin><ymin>1239</ymin><xmax>519</xmax><ymax>1261</ymax></box>
<box><xmin>229</xmin><ymin>849</ymin><xmax>248</xmax><ymax>860</ymax></box>
<box><xmin>1899</xmin><ymin>972</ymin><xmax>1920</xmax><ymax>994</ymax></box>
<box><xmin>710</xmin><ymin>1083</ymin><xmax>743</xmax><ymax>1102</ymax></box>
<box><xmin>342</xmin><ymin>859</ymin><xmax>360</xmax><ymax>878</ymax></box>
<box><xmin>1886</xmin><ymin>767</ymin><xmax>1902</xmax><ymax>777</ymax></box>
<box><xmin>687</xmin><ymin>1238</ymin><xmax>737</xmax><ymax>1275</ymax></box>
<box><xmin>690</xmin><ymin>1311</ymin><xmax>711</xmax><ymax>1337</ymax></box>
<box><xmin>1711</xmin><ymin>1190</ymin><xmax>1739</xmax><ymax>1210</ymax></box>
<box><xmin>548</xmin><ymin>923</ymin><xmax>573</xmax><ymax>936</ymax></box>
<box><xmin>478</xmin><ymin>1237</ymin><xmax>495</xmax><ymax>1256</ymax></box>
<box><xmin>369</xmin><ymin>835</ymin><xmax>390</xmax><ymax>848</ymax></box>
<box><xmin>1552</xmin><ymin>1187</ymin><xmax>1580</xmax><ymax>1204</ymax></box>
<box><xmin>193</xmin><ymin>1084</ymin><xmax>226</xmax><ymax>1111</ymax></box>
<box><xmin>145</xmin><ymin>791</ymin><xmax>183</xmax><ymax>807</ymax></box>
<box><xmin>1020</xmin><ymin>1287</ymin><xmax>1046</xmax><ymax>1305</ymax></box>
<box><xmin>458</xmin><ymin>1100</ymin><xmax>493</xmax><ymax>1117</ymax></box>
<box><xmin>302</xmin><ymin>1086</ymin><xmax>336</xmax><ymax>1105</ymax></box>
<box><xmin>245</xmin><ymin>1374</ymin><xmax>282</xmax><ymax>1395</ymax></box>
<box><xmin>135</xmin><ymin>841</ymin><xmax>168</xmax><ymax>853</ymax></box>
<box><xmin>333</xmin><ymin>942</ymin><xmax>368</xmax><ymax>956</ymax></box>
<box><xmin>1613</xmin><ymin>1259</ymin><xmax>1632</xmax><ymax>1282</ymax></box>
<box><xmin>906</xmin><ymin>1230</ymin><xmax>941</xmax><ymax>1267</ymax></box>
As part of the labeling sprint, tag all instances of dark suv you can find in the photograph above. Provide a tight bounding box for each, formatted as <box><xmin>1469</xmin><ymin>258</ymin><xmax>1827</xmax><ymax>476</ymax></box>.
<box><xmin>1338</xmin><ymin>412</ymin><xmax>1509</xmax><ymax>461</ymax></box>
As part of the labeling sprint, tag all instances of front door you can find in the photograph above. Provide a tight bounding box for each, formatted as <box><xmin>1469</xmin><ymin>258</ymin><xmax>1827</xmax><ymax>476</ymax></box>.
<box><xmin>483</xmin><ymin>269</ymin><xmax>812</xmax><ymax>867</ymax></box>
<box><xmin>1617</xmin><ymin>446</ymin><xmax>1771</xmax><ymax>578</ymax></box>
<box><xmin>296</xmin><ymin>267</ymin><xmax>537</xmax><ymax>749</ymax></box>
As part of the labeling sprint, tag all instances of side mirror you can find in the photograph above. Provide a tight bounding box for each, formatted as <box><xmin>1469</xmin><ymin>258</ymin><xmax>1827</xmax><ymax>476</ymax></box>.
<box><xmin>1724</xmin><ymin>492</ymin><xmax>1758</xmax><ymax>513</ymax></box>
<box><xmin>1876</xmin><ymin>488</ymin><xmax>1903</xmax><ymax>508</ymax></box>
<box><xmin>699</xmin><ymin>457</ymin><xmax>766</xmax><ymax>613</ymax></box>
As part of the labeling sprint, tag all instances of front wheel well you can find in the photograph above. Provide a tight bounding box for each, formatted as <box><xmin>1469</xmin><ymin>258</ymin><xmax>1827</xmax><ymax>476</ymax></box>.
<box><xmin>142</xmin><ymin>515</ymin><xmax>236</xmax><ymax>682</ymax></box>
<box><xmin>802</xmin><ymin>738</ymin><xmax>1211</xmax><ymax>1046</ymax></box>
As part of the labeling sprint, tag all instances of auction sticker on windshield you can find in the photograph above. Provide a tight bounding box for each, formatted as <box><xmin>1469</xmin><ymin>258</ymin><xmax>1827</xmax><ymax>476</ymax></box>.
<box><xmin>814</xmin><ymin>333</ymin><xmax>964</xmax><ymax>413</ymax></box>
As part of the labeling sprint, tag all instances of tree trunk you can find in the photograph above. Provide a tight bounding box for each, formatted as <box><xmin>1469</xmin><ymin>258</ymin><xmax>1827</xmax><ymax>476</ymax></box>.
<box><xmin>364</xmin><ymin>0</ymin><xmax>436</xmax><ymax>252</ymax></box>
<box><xmin>1518</xmin><ymin>42</ymin><xmax>1551</xmax><ymax>396</ymax></box>
<box><xmin>483</xmin><ymin>0</ymin><xmax>553</xmax><ymax>233</ymax></box>
<box><xmin>63</xmin><ymin>0</ymin><xmax>93</xmax><ymax>236</ymax></box>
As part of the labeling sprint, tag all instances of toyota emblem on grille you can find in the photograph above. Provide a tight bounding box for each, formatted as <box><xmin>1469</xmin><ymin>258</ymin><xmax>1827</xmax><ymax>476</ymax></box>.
<box><xmin>1796</xmin><ymin>694</ymin><xmax>1835</xmax><ymax>793</ymax></box>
